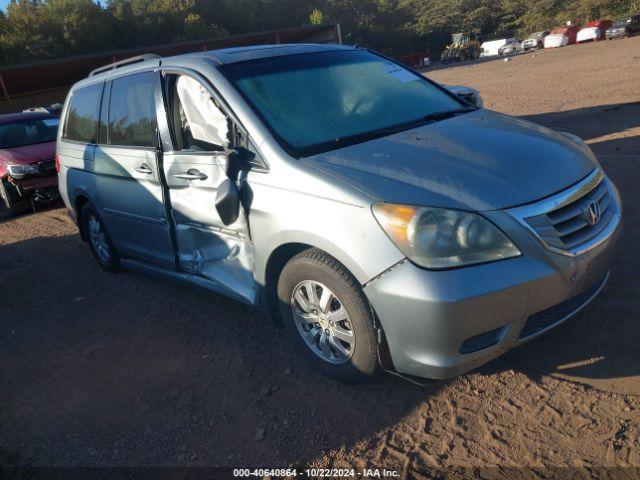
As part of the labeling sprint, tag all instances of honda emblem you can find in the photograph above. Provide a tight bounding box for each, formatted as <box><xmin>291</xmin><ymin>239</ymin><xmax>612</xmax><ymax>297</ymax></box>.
<box><xmin>586</xmin><ymin>201</ymin><xmax>601</xmax><ymax>226</ymax></box>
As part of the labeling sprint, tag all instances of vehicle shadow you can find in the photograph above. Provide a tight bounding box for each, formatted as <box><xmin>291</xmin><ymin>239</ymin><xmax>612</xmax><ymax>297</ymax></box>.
<box><xmin>520</xmin><ymin>101</ymin><xmax>640</xmax><ymax>146</ymax></box>
<box><xmin>0</xmin><ymin>231</ymin><xmax>450</xmax><ymax>469</ymax></box>
<box><xmin>0</xmin><ymin>198</ymin><xmax>64</xmax><ymax>223</ymax></box>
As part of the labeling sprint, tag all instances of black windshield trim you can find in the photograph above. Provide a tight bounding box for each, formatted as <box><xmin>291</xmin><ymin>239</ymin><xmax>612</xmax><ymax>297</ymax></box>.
<box><xmin>219</xmin><ymin>49</ymin><xmax>470</xmax><ymax>158</ymax></box>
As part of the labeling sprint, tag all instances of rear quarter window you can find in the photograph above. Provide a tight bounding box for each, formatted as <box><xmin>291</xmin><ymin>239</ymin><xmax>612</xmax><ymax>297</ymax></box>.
<box><xmin>108</xmin><ymin>72</ymin><xmax>158</xmax><ymax>147</ymax></box>
<box><xmin>63</xmin><ymin>83</ymin><xmax>103</xmax><ymax>143</ymax></box>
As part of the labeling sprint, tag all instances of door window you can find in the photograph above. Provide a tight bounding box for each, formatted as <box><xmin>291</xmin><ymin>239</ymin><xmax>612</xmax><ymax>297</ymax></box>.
<box><xmin>108</xmin><ymin>72</ymin><xmax>158</xmax><ymax>147</ymax></box>
<box><xmin>167</xmin><ymin>74</ymin><xmax>230</xmax><ymax>152</ymax></box>
<box><xmin>63</xmin><ymin>83</ymin><xmax>103</xmax><ymax>143</ymax></box>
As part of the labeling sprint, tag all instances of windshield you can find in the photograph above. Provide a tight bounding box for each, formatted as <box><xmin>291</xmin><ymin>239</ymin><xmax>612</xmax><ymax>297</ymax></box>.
<box><xmin>222</xmin><ymin>50</ymin><xmax>465</xmax><ymax>156</ymax></box>
<box><xmin>452</xmin><ymin>33</ymin><xmax>468</xmax><ymax>45</ymax></box>
<box><xmin>0</xmin><ymin>118</ymin><xmax>59</xmax><ymax>149</ymax></box>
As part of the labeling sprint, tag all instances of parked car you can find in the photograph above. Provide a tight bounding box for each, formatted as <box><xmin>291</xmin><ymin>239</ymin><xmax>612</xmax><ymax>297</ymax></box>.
<box><xmin>57</xmin><ymin>45</ymin><xmax>622</xmax><ymax>383</ymax></box>
<box><xmin>544</xmin><ymin>26</ymin><xmax>581</xmax><ymax>48</ymax></box>
<box><xmin>521</xmin><ymin>31</ymin><xmax>549</xmax><ymax>50</ymax></box>
<box><xmin>22</xmin><ymin>103</ymin><xmax>64</xmax><ymax>116</ymax></box>
<box><xmin>606</xmin><ymin>15</ymin><xmax>640</xmax><ymax>39</ymax></box>
<box><xmin>480</xmin><ymin>38</ymin><xmax>517</xmax><ymax>57</ymax></box>
<box><xmin>498</xmin><ymin>39</ymin><xmax>523</xmax><ymax>56</ymax></box>
<box><xmin>577</xmin><ymin>19</ymin><xmax>612</xmax><ymax>43</ymax></box>
<box><xmin>0</xmin><ymin>111</ymin><xmax>60</xmax><ymax>214</ymax></box>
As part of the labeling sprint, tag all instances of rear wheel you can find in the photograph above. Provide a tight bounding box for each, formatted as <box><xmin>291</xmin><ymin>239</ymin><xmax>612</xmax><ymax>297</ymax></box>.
<box><xmin>0</xmin><ymin>177</ymin><xmax>30</xmax><ymax>216</ymax></box>
<box><xmin>81</xmin><ymin>202</ymin><xmax>120</xmax><ymax>272</ymax></box>
<box><xmin>277</xmin><ymin>249</ymin><xmax>378</xmax><ymax>382</ymax></box>
<box><xmin>459</xmin><ymin>51</ymin><xmax>467</xmax><ymax>62</ymax></box>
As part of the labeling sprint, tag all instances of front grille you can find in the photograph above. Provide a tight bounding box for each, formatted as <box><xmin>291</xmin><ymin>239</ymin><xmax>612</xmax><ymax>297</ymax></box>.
<box><xmin>508</xmin><ymin>169</ymin><xmax>620</xmax><ymax>254</ymax></box>
<box><xmin>519</xmin><ymin>274</ymin><xmax>608</xmax><ymax>339</ymax></box>
<box><xmin>524</xmin><ymin>179</ymin><xmax>613</xmax><ymax>251</ymax></box>
<box><xmin>38</xmin><ymin>159</ymin><xmax>57</xmax><ymax>177</ymax></box>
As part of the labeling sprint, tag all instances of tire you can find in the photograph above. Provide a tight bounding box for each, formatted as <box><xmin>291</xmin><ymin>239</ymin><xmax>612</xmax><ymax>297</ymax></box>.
<box><xmin>277</xmin><ymin>248</ymin><xmax>378</xmax><ymax>382</ymax></box>
<box><xmin>459</xmin><ymin>51</ymin><xmax>467</xmax><ymax>62</ymax></box>
<box><xmin>0</xmin><ymin>177</ymin><xmax>31</xmax><ymax>216</ymax></box>
<box><xmin>80</xmin><ymin>202</ymin><xmax>120</xmax><ymax>272</ymax></box>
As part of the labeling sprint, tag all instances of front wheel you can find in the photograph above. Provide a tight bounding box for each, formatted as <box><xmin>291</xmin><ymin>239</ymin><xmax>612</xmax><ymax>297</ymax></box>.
<box><xmin>277</xmin><ymin>249</ymin><xmax>378</xmax><ymax>382</ymax></box>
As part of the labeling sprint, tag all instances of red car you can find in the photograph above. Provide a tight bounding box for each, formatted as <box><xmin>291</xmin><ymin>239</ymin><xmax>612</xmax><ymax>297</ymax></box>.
<box><xmin>577</xmin><ymin>19</ymin><xmax>612</xmax><ymax>43</ymax></box>
<box><xmin>0</xmin><ymin>112</ymin><xmax>59</xmax><ymax>214</ymax></box>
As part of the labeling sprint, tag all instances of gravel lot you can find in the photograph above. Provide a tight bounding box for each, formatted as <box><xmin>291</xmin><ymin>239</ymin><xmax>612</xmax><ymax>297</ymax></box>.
<box><xmin>1</xmin><ymin>37</ymin><xmax>639</xmax><ymax>476</ymax></box>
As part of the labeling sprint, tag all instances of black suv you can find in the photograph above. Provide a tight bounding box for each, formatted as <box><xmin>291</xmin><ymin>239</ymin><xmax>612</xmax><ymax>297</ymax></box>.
<box><xmin>606</xmin><ymin>15</ymin><xmax>640</xmax><ymax>39</ymax></box>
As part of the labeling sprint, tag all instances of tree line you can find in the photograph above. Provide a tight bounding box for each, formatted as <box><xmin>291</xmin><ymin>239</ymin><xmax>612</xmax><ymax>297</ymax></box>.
<box><xmin>0</xmin><ymin>0</ymin><xmax>637</xmax><ymax>67</ymax></box>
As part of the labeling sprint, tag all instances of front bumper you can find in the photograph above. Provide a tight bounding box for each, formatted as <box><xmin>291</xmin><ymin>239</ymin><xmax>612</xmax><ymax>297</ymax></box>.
<box><xmin>8</xmin><ymin>174</ymin><xmax>58</xmax><ymax>192</ymax></box>
<box><xmin>364</xmin><ymin>179</ymin><xmax>622</xmax><ymax>380</ymax></box>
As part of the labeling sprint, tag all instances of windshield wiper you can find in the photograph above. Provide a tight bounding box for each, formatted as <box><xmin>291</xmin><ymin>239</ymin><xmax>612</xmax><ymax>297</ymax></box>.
<box><xmin>304</xmin><ymin>107</ymin><xmax>477</xmax><ymax>157</ymax></box>
<box><xmin>421</xmin><ymin>107</ymin><xmax>476</xmax><ymax>123</ymax></box>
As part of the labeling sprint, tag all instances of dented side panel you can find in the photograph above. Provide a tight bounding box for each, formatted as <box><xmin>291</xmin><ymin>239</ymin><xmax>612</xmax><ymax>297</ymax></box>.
<box><xmin>163</xmin><ymin>151</ymin><xmax>256</xmax><ymax>304</ymax></box>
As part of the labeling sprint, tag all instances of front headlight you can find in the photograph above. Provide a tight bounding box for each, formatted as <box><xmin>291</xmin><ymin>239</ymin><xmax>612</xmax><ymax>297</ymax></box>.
<box><xmin>8</xmin><ymin>164</ymin><xmax>40</xmax><ymax>176</ymax></box>
<box><xmin>373</xmin><ymin>203</ymin><xmax>521</xmax><ymax>269</ymax></box>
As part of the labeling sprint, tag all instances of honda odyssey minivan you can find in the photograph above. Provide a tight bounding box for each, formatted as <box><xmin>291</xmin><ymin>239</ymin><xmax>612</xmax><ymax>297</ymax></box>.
<box><xmin>57</xmin><ymin>44</ymin><xmax>622</xmax><ymax>382</ymax></box>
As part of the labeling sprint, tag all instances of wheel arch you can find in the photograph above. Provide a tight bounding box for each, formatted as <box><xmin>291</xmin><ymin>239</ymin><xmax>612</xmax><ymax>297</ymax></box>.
<box><xmin>261</xmin><ymin>241</ymin><xmax>397</xmax><ymax>374</ymax></box>
<box><xmin>71</xmin><ymin>188</ymin><xmax>96</xmax><ymax>242</ymax></box>
<box><xmin>258</xmin><ymin>231</ymin><xmax>370</xmax><ymax>326</ymax></box>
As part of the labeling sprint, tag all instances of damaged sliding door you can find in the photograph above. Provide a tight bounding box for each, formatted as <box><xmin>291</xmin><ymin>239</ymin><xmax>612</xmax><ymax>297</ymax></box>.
<box><xmin>158</xmin><ymin>72</ymin><xmax>255</xmax><ymax>304</ymax></box>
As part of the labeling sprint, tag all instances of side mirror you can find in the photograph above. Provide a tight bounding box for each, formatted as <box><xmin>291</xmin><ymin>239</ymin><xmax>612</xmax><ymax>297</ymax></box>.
<box><xmin>215</xmin><ymin>178</ymin><xmax>240</xmax><ymax>226</ymax></box>
<box><xmin>229</xmin><ymin>146</ymin><xmax>266</xmax><ymax>171</ymax></box>
<box><xmin>443</xmin><ymin>84</ymin><xmax>484</xmax><ymax>109</ymax></box>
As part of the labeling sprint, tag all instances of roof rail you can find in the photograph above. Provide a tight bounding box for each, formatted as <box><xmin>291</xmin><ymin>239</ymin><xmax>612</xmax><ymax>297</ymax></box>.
<box><xmin>89</xmin><ymin>54</ymin><xmax>161</xmax><ymax>77</ymax></box>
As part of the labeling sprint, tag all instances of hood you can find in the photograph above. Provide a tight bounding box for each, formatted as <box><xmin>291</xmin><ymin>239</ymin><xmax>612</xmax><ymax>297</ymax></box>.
<box><xmin>304</xmin><ymin>110</ymin><xmax>597</xmax><ymax>211</ymax></box>
<box><xmin>0</xmin><ymin>141</ymin><xmax>56</xmax><ymax>166</ymax></box>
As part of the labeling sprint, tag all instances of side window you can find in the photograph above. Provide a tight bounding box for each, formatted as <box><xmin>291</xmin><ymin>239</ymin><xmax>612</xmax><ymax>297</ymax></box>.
<box><xmin>167</xmin><ymin>74</ymin><xmax>230</xmax><ymax>152</ymax></box>
<box><xmin>109</xmin><ymin>72</ymin><xmax>158</xmax><ymax>147</ymax></box>
<box><xmin>63</xmin><ymin>83</ymin><xmax>102</xmax><ymax>143</ymax></box>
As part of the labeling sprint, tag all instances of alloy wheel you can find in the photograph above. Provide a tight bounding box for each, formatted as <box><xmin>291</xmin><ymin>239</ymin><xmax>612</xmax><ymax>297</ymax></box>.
<box><xmin>88</xmin><ymin>215</ymin><xmax>111</xmax><ymax>264</ymax></box>
<box><xmin>290</xmin><ymin>280</ymin><xmax>355</xmax><ymax>364</ymax></box>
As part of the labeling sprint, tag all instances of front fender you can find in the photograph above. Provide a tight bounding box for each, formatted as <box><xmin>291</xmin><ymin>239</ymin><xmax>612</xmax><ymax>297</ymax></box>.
<box><xmin>249</xmin><ymin>183</ymin><xmax>405</xmax><ymax>288</ymax></box>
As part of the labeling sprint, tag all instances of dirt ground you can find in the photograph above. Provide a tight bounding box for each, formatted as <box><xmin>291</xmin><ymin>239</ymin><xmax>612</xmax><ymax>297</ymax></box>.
<box><xmin>1</xmin><ymin>37</ymin><xmax>639</xmax><ymax>477</ymax></box>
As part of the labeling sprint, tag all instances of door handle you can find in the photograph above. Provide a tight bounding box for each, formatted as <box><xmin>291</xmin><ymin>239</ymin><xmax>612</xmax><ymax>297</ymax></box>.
<box><xmin>174</xmin><ymin>169</ymin><xmax>208</xmax><ymax>181</ymax></box>
<box><xmin>135</xmin><ymin>163</ymin><xmax>153</xmax><ymax>175</ymax></box>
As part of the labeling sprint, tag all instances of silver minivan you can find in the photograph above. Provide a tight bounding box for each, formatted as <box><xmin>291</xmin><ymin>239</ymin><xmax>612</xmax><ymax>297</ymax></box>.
<box><xmin>57</xmin><ymin>44</ymin><xmax>622</xmax><ymax>382</ymax></box>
